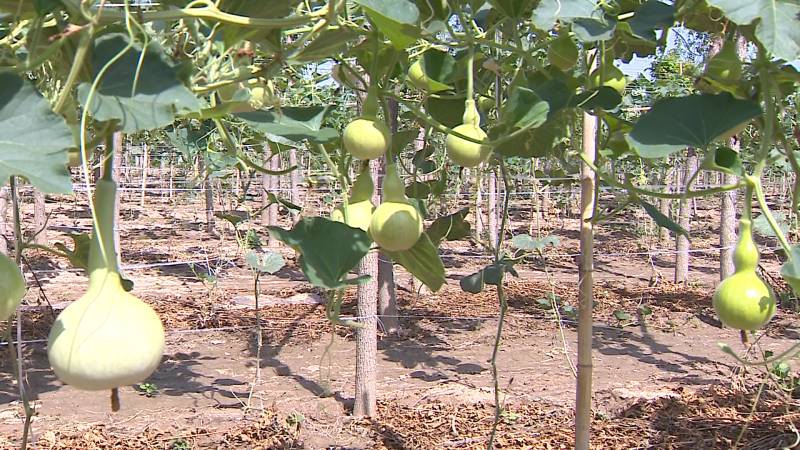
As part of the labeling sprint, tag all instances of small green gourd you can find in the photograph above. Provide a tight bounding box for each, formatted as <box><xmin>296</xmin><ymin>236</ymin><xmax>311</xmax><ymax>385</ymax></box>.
<box><xmin>445</xmin><ymin>99</ymin><xmax>491</xmax><ymax>167</ymax></box>
<box><xmin>369</xmin><ymin>164</ymin><xmax>423</xmax><ymax>251</ymax></box>
<box><xmin>331</xmin><ymin>166</ymin><xmax>376</xmax><ymax>231</ymax></box>
<box><xmin>0</xmin><ymin>252</ymin><xmax>25</xmax><ymax>321</ymax></box>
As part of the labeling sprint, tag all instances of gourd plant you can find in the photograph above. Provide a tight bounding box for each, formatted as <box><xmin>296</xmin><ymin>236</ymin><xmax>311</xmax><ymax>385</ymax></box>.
<box><xmin>47</xmin><ymin>140</ymin><xmax>165</xmax><ymax>412</ymax></box>
<box><xmin>0</xmin><ymin>252</ymin><xmax>25</xmax><ymax>322</ymax></box>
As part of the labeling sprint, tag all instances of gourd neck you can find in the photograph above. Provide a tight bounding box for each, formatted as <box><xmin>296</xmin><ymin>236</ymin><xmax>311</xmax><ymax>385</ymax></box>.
<box><xmin>382</xmin><ymin>164</ymin><xmax>406</xmax><ymax>202</ymax></box>
<box><xmin>733</xmin><ymin>218</ymin><xmax>759</xmax><ymax>273</ymax></box>
<box><xmin>88</xmin><ymin>180</ymin><xmax>122</xmax><ymax>282</ymax></box>
<box><xmin>362</xmin><ymin>84</ymin><xmax>379</xmax><ymax>119</ymax></box>
<box><xmin>462</xmin><ymin>99</ymin><xmax>480</xmax><ymax>128</ymax></box>
<box><xmin>350</xmin><ymin>166</ymin><xmax>374</xmax><ymax>203</ymax></box>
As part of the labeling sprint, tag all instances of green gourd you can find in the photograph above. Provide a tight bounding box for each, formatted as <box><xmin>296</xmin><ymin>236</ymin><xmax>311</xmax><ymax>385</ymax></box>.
<box><xmin>48</xmin><ymin>180</ymin><xmax>165</xmax><ymax>407</ymax></box>
<box><xmin>342</xmin><ymin>86</ymin><xmax>391</xmax><ymax>160</ymax></box>
<box><xmin>712</xmin><ymin>219</ymin><xmax>776</xmax><ymax>330</ymax></box>
<box><xmin>445</xmin><ymin>99</ymin><xmax>492</xmax><ymax>167</ymax></box>
<box><xmin>331</xmin><ymin>166</ymin><xmax>376</xmax><ymax>231</ymax></box>
<box><xmin>0</xmin><ymin>252</ymin><xmax>25</xmax><ymax>321</ymax></box>
<box><xmin>369</xmin><ymin>164</ymin><xmax>423</xmax><ymax>252</ymax></box>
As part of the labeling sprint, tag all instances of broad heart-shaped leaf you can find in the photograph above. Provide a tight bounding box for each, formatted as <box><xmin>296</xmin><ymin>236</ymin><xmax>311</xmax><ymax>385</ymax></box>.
<box><xmin>493</xmin><ymin>119</ymin><xmax>561</xmax><ymax>158</ymax></box>
<box><xmin>78</xmin><ymin>33</ymin><xmax>201</xmax><ymax>133</ymax></box>
<box><xmin>165</xmin><ymin>126</ymin><xmax>209</xmax><ymax>160</ymax></box>
<box><xmin>707</xmin><ymin>0</ymin><xmax>800</xmax><ymax>61</ymax></box>
<box><xmin>245</xmin><ymin>250</ymin><xmax>286</xmax><ymax>275</ymax></box>
<box><xmin>353</xmin><ymin>0</ymin><xmax>420</xmax><ymax>49</ymax></box>
<box><xmin>386</xmin><ymin>233</ymin><xmax>445</xmax><ymax>292</ymax></box>
<box><xmin>459</xmin><ymin>259</ymin><xmax>519</xmax><ymax>294</ymax></box>
<box><xmin>626</xmin><ymin>93</ymin><xmax>761</xmax><ymax>159</ymax></box>
<box><xmin>291</xmin><ymin>28</ymin><xmax>360</xmax><ymax>63</ymax></box>
<box><xmin>531</xmin><ymin>0</ymin><xmax>603</xmax><ymax>31</ymax></box>
<box><xmin>53</xmin><ymin>233</ymin><xmax>91</xmax><ymax>272</ymax></box>
<box><xmin>236</xmin><ymin>106</ymin><xmax>338</xmax><ymax>144</ymax></box>
<box><xmin>572</xmin><ymin>87</ymin><xmax>622</xmax><ymax>111</ymax></box>
<box><xmin>572</xmin><ymin>17</ymin><xmax>617</xmax><ymax>42</ymax></box>
<box><xmin>427</xmin><ymin>208</ymin><xmax>471</xmax><ymax>246</ymax></box>
<box><xmin>752</xmin><ymin>212</ymin><xmax>789</xmax><ymax>238</ymax></box>
<box><xmin>417</xmin><ymin>48</ymin><xmax>457</xmax><ymax>89</ymax></box>
<box><xmin>267</xmin><ymin>217</ymin><xmax>371</xmax><ymax>290</ymax></box>
<box><xmin>511</xmin><ymin>233</ymin><xmax>560</xmax><ymax>251</ymax></box>
<box><xmin>780</xmin><ymin>246</ymin><xmax>800</xmax><ymax>296</ymax></box>
<box><xmin>500</xmin><ymin>87</ymin><xmax>549</xmax><ymax>130</ymax></box>
<box><xmin>490</xmin><ymin>0</ymin><xmax>535</xmax><ymax>18</ymax></box>
<box><xmin>627</xmin><ymin>0</ymin><xmax>675</xmax><ymax>41</ymax></box>
<box><xmin>638</xmin><ymin>200</ymin><xmax>689</xmax><ymax>238</ymax></box>
<box><xmin>0</xmin><ymin>73</ymin><xmax>72</xmax><ymax>193</ymax></box>
<box><xmin>425</xmin><ymin>96</ymin><xmax>466</xmax><ymax>128</ymax></box>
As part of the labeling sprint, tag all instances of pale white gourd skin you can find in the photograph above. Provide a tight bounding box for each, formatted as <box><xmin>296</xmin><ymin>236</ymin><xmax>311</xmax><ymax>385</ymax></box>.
<box><xmin>48</xmin><ymin>270</ymin><xmax>165</xmax><ymax>391</ymax></box>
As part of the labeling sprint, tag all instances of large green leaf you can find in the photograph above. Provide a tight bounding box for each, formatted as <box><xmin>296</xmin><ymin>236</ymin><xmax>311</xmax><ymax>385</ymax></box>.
<box><xmin>78</xmin><ymin>33</ymin><xmax>201</xmax><ymax>133</ymax></box>
<box><xmin>427</xmin><ymin>208</ymin><xmax>471</xmax><ymax>245</ymax></box>
<box><xmin>292</xmin><ymin>28</ymin><xmax>360</xmax><ymax>63</ymax></box>
<box><xmin>267</xmin><ymin>217</ymin><xmax>371</xmax><ymax>290</ymax></box>
<box><xmin>626</xmin><ymin>93</ymin><xmax>761</xmax><ymax>158</ymax></box>
<box><xmin>353</xmin><ymin>0</ymin><xmax>420</xmax><ymax>49</ymax></box>
<box><xmin>0</xmin><ymin>73</ymin><xmax>72</xmax><ymax>193</ymax></box>
<box><xmin>627</xmin><ymin>0</ymin><xmax>675</xmax><ymax>41</ymax></box>
<box><xmin>500</xmin><ymin>87</ymin><xmax>550</xmax><ymax>130</ymax></box>
<box><xmin>494</xmin><ymin>119</ymin><xmax>561</xmax><ymax>158</ymax></box>
<box><xmin>707</xmin><ymin>0</ymin><xmax>800</xmax><ymax>61</ymax></box>
<box><xmin>236</xmin><ymin>106</ymin><xmax>339</xmax><ymax>144</ymax></box>
<box><xmin>639</xmin><ymin>200</ymin><xmax>688</xmax><ymax>238</ymax></box>
<box><xmin>386</xmin><ymin>233</ymin><xmax>445</xmax><ymax>292</ymax></box>
<box><xmin>531</xmin><ymin>0</ymin><xmax>602</xmax><ymax>31</ymax></box>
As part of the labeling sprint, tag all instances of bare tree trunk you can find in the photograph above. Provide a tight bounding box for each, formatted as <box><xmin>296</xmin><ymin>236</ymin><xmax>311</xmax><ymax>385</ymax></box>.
<box><xmin>261</xmin><ymin>144</ymin><xmax>271</xmax><ymax>227</ymax></box>
<box><xmin>354</xmin><ymin>162</ymin><xmax>380</xmax><ymax>418</ymax></box>
<box><xmin>32</xmin><ymin>189</ymin><xmax>47</xmax><ymax>245</ymax></box>
<box><xmin>200</xmin><ymin>155</ymin><xmax>215</xmax><ymax>235</ymax></box>
<box><xmin>488</xmin><ymin>169</ymin><xmax>499</xmax><ymax>248</ymax></box>
<box><xmin>289</xmin><ymin>147</ymin><xmax>300</xmax><ymax>207</ymax></box>
<box><xmin>169</xmin><ymin>160</ymin><xmax>174</xmax><ymax>200</ymax></box>
<box><xmin>140</xmin><ymin>143</ymin><xmax>148</xmax><ymax>208</ymax></box>
<box><xmin>575</xmin><ymin>106</ymin><xmax>598</xmax><ymax>450</ymax></box>
<box><xmin>378</xmin><ymin>99</ymin><xmax>400</xmax><ymax>334</ymax></box>
<box><xmin>658</xmin><ymin>163</ymin><xmax>674</xmax><ymax>244</ymax></box>
<box><xmin>268</xmin><ymin>153</ymin><xmax>280</xmax><ymax>231</ymax></box>
<box><xmin>475</xmin><ymin>168</ymin><xmax>484</xmax><ymax>241</ymax></box>
<box><xmin>674</xmin><ymin>149</ymin><xmax>698</xmax><ymax>283</ymax></box>
<box><xmin>112</xmin><ymin>132</ymin><xmax>123</xmax><ymax>256</ymax></box>
<box><xmin>0</xmin><ymin>186</ymin><xmax>8</xmax><ymax>254</ymax></box>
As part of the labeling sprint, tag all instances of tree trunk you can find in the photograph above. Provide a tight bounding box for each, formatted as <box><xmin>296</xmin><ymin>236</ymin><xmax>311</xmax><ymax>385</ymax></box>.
<box><xmin>378</xmin><ymin>99</ymin><xmax>400</xmax><ymax>334</ymax></box>
<box><xmin>658</xmin><ymin>163</ymin><xmax>674</xmax><ymax>244</ymax></box>
<box><xmin>674</xmin><ymin>149</ymin><xmax>698</xmax><ymax>283</ymax></box>
<box><xmin>354</xmin><ymin>164</ymin><xmax>380</xmax><ymax>418</ymax></box>
<box><xmin>112</xmin><ymin>132</ymin><xmax>123</xmax><ymax>256</ymax></box>
<box><xmin>0</xmin><ymin>186</ymin><xmax>8</xmax><ymax>255</ymax></box>
<box><xmin>32</xmin><ymin>189</ymin><xmax>47</xmax><ymax>245</ymax></box>
<box><xmin>575</xmin><ymin>105</ymin><xmax>598</xmax><ymax>450</ymax></box>
<box><xmin>475</xmin><ymin>168</ymin><xmax>484</xmax><ymax>241</ymax></box>
<box><xmin>261</xmin><ymin>144</ymin><xmax>271</xmax><ymax>227</ymax></box>
<box><xmin>289</xmin><ymin>147</ymin><xmax>301</xmax><ymax>208</ymax></box>
<box><xmin>200</xmin><ymin>155</ymin><xmax>215</xmax><ymax>235</ymax></box>
<box><xmin>268</xmin><ymin>153</ymin><xmax>280</xmax><ymax>234</ymax></box>
<box><xmin>140</xmin><ymin>143</ymin><xmax>148</xmax><ymax>208</ymax></box>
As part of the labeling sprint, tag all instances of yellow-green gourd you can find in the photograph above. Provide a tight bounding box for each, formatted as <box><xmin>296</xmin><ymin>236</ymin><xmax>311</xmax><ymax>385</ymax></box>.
<box><xmin>445</xmin><ymin>99</ymin><xmax>491</xmax><ymax>167</ymax></box>
<box><xmin>331</xmin><ymin>167</ymin><xmax>375</xmax><ymax>231</ymax></box>
<box><xmin>369</xmin><ymin>164</ymin><xmax>423</xmax><ymax>252</ymax></box>
<box><xmin>590</xmin><ymin>65</ymin><xmax>627</xmax><ymax>95</ymax></box>
<box><xmin>48</xmin><ymin>180</ymin><xmax>165</xmax><ymax>399</ymax></box>
<box><xmin>712</xmin><ymin>218</ymin><xmax>776</xmax><ymax>330</ymax></box>
<box><xmin>342</xmin><ymin>85</ymin><xmax>391</xmax><ymax>160</ymax></box>
<box><xmin>0</xmin><ymin>252</ymin><xmax>25</xmax><ymax>321</ymax></box>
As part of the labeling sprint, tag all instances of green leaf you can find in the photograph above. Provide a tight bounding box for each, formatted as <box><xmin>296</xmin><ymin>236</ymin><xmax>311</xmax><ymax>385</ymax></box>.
<box><xmin>531</xmin><ymin>0</ymin><xmax>602</xmax><ymax>31</ymax></box>
<box><xmin>752</xmin><ymin>212</ymin><xmax>789</xmax><ymax>238</ymax></box>
<box><xmin>78</xmin><ymin>33</ymin><xmax>201</xmax><ymax>133</ymax></box>
<box><xmin>53</xmin><ymin>233</ymin><xmax>91</xmax><ymax>272</ymax></box>
<box><xmin>354</xmin><ymin>0</ymin><xmax>420</xmax><ymax>49</ymax></box>
<box><xmin>490</xmin><ymin>0</ymin><xmax>534</xmax><ymax>18</ymax></box>
<box><xmin>639</xmin><ymin>200</ymin><xmax>689</xmax><ymax>238</ymax></box>
<box><xmin>246</xmin><ymin>250</ymin><xmax>286</xmax><ymax>274</ymax></box>
<box><xmin>0</xmin><ymin>73</ymin><xmax>72</xmax><ymax>193</ymax></box>
<box><xmin>511</xmin><ymin>233</ymin><xmax>560</xmax><ymax>251</ymax></box>
<box><xmin>292</xmin><ymin>28</ymin><xmax>360</xmax><ymax>63</ymax></box>
<box><xmin>425</xmin><ymin>96</ymin><xmax>466</xmax><ymax>128</ymax></box>
<box><xmin>572</xmin><ymin>87</ymin><xmax>623</xmax><ymax>111</ymax></box>
<box><xmin>613</xmin><ymin>310</ymin><xmax>632</xmax><ymax>322</ymax></box>
<box><xmin>460</xmin><ymin>270</ymin><xmax>485</xmax><ymax>294</ymax></box>
<box><xmin>427</xmin><ymin>208</ymin><xmax>471</xmax><ymax>246</ymax></box>
<box><xmin>494</xmin><ymin>120</ymin><xmax>561</xmax><ymax>158</ymax></box>
<box><xmin>267</xmin><ymin>217</ymin><xmax>371</xmax><ymax>289</ymax></box>
<box><xmin>626</xmin><ymin>93</ymin><xmax>761</xmax><ymax>159</ymax></box>
<box><xmin>236</xmin><ymin>106</ymin><xmax>339</xmax><ymax>144</ymax></box>
<box><xmin>627</xmin><ymin>0</ymin><xmax>675</xmax><ymax>41</ymax></box>
<box><xmin>500</xmin><ymin>87</ymin><xmax>549</xmax><ymax>130</ymax></box>
<box><xmin>391</xmin><ymin>129</ymin><xmax>420</xmax><ymax>156</ymax></box>
<box><xmin>572</xmin><ymin>17</ymin><xmax>617</xmax><ymax>42</ymax></box>
<box><xmin>386</xmin><ymin>233</ymin><xmax>445</xmax><ymax>292</ymax></box>
<box><xmin>416</xmin><ymin>49</ymin><xmax>457</xmax><ymax>90</ymax></box>
<box><xmin>707</xmin><ymin>0</ymin><xmax>800</xmax><ymax>61</ymax></box>
<box><xmin>781</xmin><ymin>246</ymin><xmax>800</xmax><ymax>296</ymax></box>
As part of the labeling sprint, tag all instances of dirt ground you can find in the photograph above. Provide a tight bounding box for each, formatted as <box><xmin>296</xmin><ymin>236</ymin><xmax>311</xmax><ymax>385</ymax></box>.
<box><xmin>1</xmin><ymin>184</ymin><xmax>799</xmax><ymax>449</ymax></box>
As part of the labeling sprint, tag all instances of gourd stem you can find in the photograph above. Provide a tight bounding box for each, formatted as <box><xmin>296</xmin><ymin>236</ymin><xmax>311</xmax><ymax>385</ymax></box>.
<box><xmin>88</xmin><ymin>180</ymin><xmax>121</xmax><ymax>277</ymax></box>
<box><xmin>382</xmin><ymin>164</ymin><xmax>406</xmax><ymax>202</ymax></box>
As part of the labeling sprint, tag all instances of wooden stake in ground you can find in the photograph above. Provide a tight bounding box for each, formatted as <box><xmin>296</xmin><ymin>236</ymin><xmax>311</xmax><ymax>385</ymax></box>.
<box><xmin>33</xmin><ymin>189</ymin><xmax>46</xmax><ymax>245</ymax></box>
<box><xmin>674</xmin><ymin>148</ymin><xmax>698</xmax><ymax>283</ymax></box>
<box><xmin>354</xmin><ymin>158</ymin><xmax>381</xmax><ymax>418</ymax></box>
<box><xmin>0</xmin><ymin>186</ymin><xmax>8</xmax><ymax>254</ymax></box>
<box><xmin>140</xmin><ymin>143</ymin><xmax>148</xmax><ymax>208</ymax></box>
<box><xmin>575</xmin><ymin>101</ymin><xmax>597</xmax><ymax>450</ymax></box>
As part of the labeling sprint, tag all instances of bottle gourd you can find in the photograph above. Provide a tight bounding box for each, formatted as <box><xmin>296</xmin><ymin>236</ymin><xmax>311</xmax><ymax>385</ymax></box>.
<box><xmin>712</xmin><ymin>218</ymin><xmax>776</xmax><ymax>330</ymax></box>
<box><xmin>369</xmin><ymin>164</ymin><xmax>423</xmax><ymax>252</ymax></box>
<box><xmin>48</xmin><ymin>180</ymin><xmax>165</xmax><ymax>408</ymax></box>
<box><xmin>0</xmin><ymin>252</ymin><xmax>25</xmax><ymax>321</ymax></box>
<box><xmin>331</xmin><ymin>166</ymin><xmax>375</xmax><ymax>231</ymax></box>
<box><xmin>445</xmin><ymin>99</ymin><xmax>491</xmax><ymax>167</ymax></box>
<box><xmin>342</xmin><ymin>86</ymin><xmax>391</xmax><ymax>160</ymax></box>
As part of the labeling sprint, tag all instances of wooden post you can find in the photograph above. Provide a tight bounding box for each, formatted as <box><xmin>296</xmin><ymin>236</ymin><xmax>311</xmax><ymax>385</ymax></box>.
<box><xmin>0</xmin><ymin>186</ymin><xmax>8</xmax><ymax>254</ymax></box>
<box><xmin>139</xmin><ymin>143</ymin><xmax>148</xmax><ymax>208</ymax></box>
<box><xmin>575</xmin><ymin>60</ymin><xmax>598</xmax><ymax>450</ymax></box>
<box><xmin>33</xmin><ymin>189</ymin><xmax>47</xmax><ymax>245</ymax></box>
<box><xmin>675</xmin><ymin>149</ymin><xmax>698</xmax><ymax>283</ymax></box>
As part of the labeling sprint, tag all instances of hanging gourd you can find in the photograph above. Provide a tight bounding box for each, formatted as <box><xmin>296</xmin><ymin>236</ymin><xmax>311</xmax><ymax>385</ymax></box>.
<box><xmin>331</xmin><ymin>165</ymin><xmax>375</xmax><ymax>232</ymax></box>
<box><xmin>342</xmin><ymin>85</ymin><xmax>391</xmax><ymax>160</ymax></box>
<box><xmin>0</xmin><ymin>252</ymin><xmax>25</xmax><ymax>321</ymax></box>
<box><xmin>48</xmin><ymin>159</ymin><xmax>165</xmax><ymax>410</ymax></box>
<box><xmin>369</xmin><ymin>164</ymin><xmax>423</xmax><ymax>252</ymax></box>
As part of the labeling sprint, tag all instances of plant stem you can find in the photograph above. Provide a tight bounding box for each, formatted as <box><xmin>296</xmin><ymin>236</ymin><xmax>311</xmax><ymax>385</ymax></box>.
<box><xmin>486</xmin><ymin>281</ymin><xmax>508</xmax><ymax>450</ymax></box>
